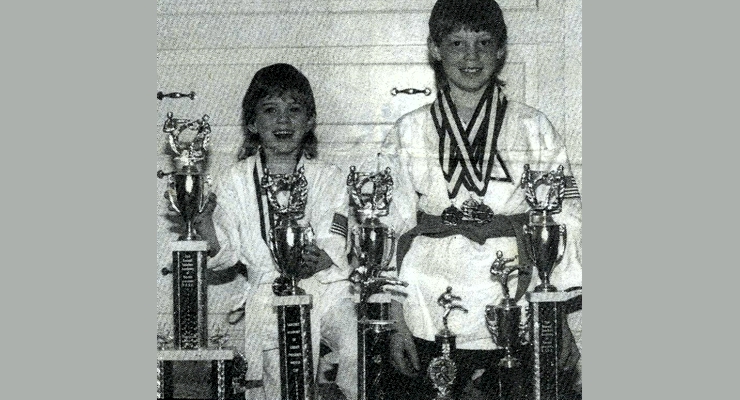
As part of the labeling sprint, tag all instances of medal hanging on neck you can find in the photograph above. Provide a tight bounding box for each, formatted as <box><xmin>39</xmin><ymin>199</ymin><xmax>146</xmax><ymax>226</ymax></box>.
<box><xmin>253</xmin><ymin>147</ymin><xmax>306</xmax><ymax>246</ymax></box>
<box><xmin>431</xmin><ymin>84</ymin><xmax>512</xmax><ymax>201</ymax></box>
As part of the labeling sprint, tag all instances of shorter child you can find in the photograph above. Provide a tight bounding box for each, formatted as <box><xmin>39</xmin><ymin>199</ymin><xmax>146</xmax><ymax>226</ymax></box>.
<box><xmin>203</xmin><ymin>64</ymin><xmax>358</xmax><ymax>400</ymax></box>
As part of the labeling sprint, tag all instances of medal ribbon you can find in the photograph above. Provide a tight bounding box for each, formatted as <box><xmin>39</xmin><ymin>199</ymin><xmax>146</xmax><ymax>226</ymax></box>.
<box><xmin>432</xmin><ymin>84</ymin><xmax>510</xmax><ymax>198</ymax></box>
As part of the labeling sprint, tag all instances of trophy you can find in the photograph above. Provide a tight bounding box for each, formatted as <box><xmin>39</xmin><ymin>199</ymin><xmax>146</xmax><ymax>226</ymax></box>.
<box><xmin>485</xmin><ymin>251</ymin><xmax>531</xmax><ymax>369</ymax></box>
<box><xmin>261</xmin><ymin>167</ymin><xmax>316</xmax><ymax>400</ymax></box>
<box><xmin>521</xmin><ymin>164</ymin><xmax>567</xmax><ymax>293</ymax></box>
<box><xmin>158</xmin><ymin>112</ymin><xmax>212</xmax><ymax>241</ymax></box>
<box><xmin>520</xmin><ymin>164</ymin><xmax>581</xmax><ymax>400</ymax></box>
<box><xmin>158</xmin><ymin>112</ymin><xmax>212</xmax><ymax>350</ymax></box>
<box><xmin>346</xmin><ymin>166</ymin><xmax>407</xmax><ymax>400</ymax></box>
<box><xmin>428</xmin><ymin>287</ymin><xmax>468</xmax><ymax>400</ymax></box>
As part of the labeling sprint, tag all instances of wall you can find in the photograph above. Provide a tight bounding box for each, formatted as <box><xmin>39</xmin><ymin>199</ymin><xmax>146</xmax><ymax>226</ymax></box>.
<box><xmin>157</xmin><ymin>0</ymin><xmax>582</xmax><ymax>353</ymax></box>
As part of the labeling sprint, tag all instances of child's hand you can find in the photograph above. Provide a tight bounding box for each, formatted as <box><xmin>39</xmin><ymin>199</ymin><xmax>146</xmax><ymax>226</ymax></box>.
<box><xmin>299</xmin><ymin>244</ymin><xmax>333</xmax><ymax>278</ymax></box>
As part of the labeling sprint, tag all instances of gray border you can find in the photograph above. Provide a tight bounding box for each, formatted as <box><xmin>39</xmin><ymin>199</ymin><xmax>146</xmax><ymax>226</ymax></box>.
<box><xmin>585</xmin><ymin>1</ymin><xmax>732</xmax><ymax>399</ymax></box>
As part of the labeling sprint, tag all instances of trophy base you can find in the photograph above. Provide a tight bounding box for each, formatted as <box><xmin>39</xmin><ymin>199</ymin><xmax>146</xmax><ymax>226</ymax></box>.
<box><xmin>357</xmin><ymin>292</ymin><xmax>392</xmax><ymax>400</ymax></box>
<box><xmin>157</xmin><ymin>349</ymin><xmax>241</xmax><ymax>400</ymax></box>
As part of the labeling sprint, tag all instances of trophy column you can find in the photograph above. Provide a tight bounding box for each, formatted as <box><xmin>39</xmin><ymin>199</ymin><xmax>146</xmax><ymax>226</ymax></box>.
<box><xmin>273</xmin><ymin>295</ymin><xmax>315</xmax><ymax>400</ymax></box>
<box><xmin>356</xmin><ymin>292</ymin><xmax>393</xmax><ymax>400</ymax></box>
<box><xmin>485</xmin><ymin>251</ymin><xmax>530</xmax><ymax>400</ymax></box>
<box><xmin>526</xmin><ymin>290</ymin><xmax>581</xmax><ymax>400</ymax></box>
<box><xmin>519</xmin><ymin>164</ymin><xmax>582</xmax><ymax>400</ymax></box>
<box><xmin>346</xmin><ymin>166</ymin><xmax>407</xmax><ymax>400</ymax></box>
<box><xmin>262</xmin><ymin>168</ymin><xmax>317</xmax><ymax>400</ymax></box>
<box><xmin>157</xmin><ymin>112</ymin><xmax>248</xmax><ymax>400</ymax></box>
<box><xmin>164</xmin><ymin>240</ymin><xmax>209</xmax><ymax>349</ymax></box>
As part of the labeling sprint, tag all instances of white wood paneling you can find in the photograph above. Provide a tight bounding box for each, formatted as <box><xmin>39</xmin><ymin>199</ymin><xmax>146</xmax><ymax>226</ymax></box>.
<box><xmin>157</xmin><ymin>10</ymin><xmax>562</xmax><ymax>50</ymax></box>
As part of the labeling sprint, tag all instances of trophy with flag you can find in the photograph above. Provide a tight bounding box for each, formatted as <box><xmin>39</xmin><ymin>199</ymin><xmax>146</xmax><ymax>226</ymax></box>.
<box><xmin>520</xmin><ymin>164</ymin><xmax>582</xmax><ymax>400</ymax></box>
<box><xmin>346</xmin><ymin>166</ymin><xmax>407</xmax><ymax>400</ymax></box>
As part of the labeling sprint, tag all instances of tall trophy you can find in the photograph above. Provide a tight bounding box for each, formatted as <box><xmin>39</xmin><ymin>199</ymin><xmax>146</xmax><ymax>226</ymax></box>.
<box><xmin>520</xmin><ymin>164</ymin><xmax>581</xmax><ymax>400</ymax></box>
<box><xmin>485</xmin><ymin>251</ymin><xmax>531</xmax><ymax>400</ymax></box>
<box><xmin>158</xmin><ymin>112</ymin><xmax>212</xmax><ymax>350</ymax></box>
<box><xmin>261</xmin><ymin>167</ymin><xmax>316</xmax><ymax>400</ymax></box>
<box><xmin>428</xmin><ymin>287</ymin><xmax>468</xmax><ymax>400</ymax></box>
<box><xmin>346</xmin><ymin>166</ymin><xmax>407</xmax><ymax>400</ymax></box>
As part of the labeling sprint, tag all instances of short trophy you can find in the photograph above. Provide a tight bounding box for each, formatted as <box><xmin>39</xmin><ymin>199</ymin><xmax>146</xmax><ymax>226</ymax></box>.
<box><xmin>485</xmin><ymin>251</ymin><xmax>531</xmax><ymax>400</ymax></box>
<box><xmin>428</xmin><ymin>287</ymin><xmax>468</xmax><ymax>400</ymax></box>
<box><xmin>158</xmin><ymin>112</ymin><xmax>212</xmax><ymax>350</ymax></box>
<box><xmin>261</xmin><ymin>167</ymin><xmax>317</xmax><ymax>400</ymax></box>
<box><xmin>520</xmin><ymin>164</ymin><xmax>581</xmax><ymax>400</ymax></box>
<box><xmin>485</xmin><ymin>251</ymin><xmax>530</xmax><ymax>368</ymax></box>
<box><xmin>346</xmin><ymin>166</ymin><xmax>407</xmax><ymax>400</ymax></box>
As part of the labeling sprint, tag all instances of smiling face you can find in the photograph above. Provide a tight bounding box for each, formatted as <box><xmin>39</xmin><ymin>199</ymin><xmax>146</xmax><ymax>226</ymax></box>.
<box><xmin>248</xmin><ymin>95</ymin><xmax>315</xmax><ymax>158</ymax></box>
<box><xmin>429</xmin><ymin>28</ymin><xmax>506</xmax><ymax>97</ymax></box>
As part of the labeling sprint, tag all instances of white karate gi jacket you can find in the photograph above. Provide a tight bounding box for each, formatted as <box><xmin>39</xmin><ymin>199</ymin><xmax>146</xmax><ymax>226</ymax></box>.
<box><xmin>380</xmin><ymin>98</ymin><xmax>583</xmax><ymax>350</ymax></box>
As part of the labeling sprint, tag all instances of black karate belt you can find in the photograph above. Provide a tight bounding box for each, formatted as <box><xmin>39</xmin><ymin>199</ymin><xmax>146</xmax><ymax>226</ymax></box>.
<box><xmin>396</xmin><ymin>212</ymin><xmax>532</xmax><ymax>302</ymax></box>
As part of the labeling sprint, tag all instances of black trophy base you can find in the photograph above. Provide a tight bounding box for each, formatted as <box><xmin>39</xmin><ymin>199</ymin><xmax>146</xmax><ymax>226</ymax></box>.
<box><xmin>526</xmin><ymin>290</ymin><xmax>582</xmax><ymax>400</ymax></box>
<box><xmin>357</xmin><ymin>293</ymin><xmax>392</xmax><ymax>400</ymax></box>
<box><xmin>274</xmin><ymin>295</ymin><xmax>315</xmax><ymax>400</ymax></box>
<box><xmin>170</xmin><ymin>241</ymin><xmax>209</xmax><ymax>350</ymax></box>
<box><xmin>157</xmin><ymin>349</ymin><xmax>242</xmax><ymax>400</ymax></box>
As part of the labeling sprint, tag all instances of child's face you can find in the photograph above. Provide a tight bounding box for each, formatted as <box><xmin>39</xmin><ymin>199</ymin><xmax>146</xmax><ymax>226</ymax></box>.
<box><xmin>429</xmin><ymin>28</ymin><xmax>505</xmax><ymax>95</ymax></box>
<box><xmin>248</xmin><ymin>94</ymin><xmax>315</xmax><ymax>157</ymax></box>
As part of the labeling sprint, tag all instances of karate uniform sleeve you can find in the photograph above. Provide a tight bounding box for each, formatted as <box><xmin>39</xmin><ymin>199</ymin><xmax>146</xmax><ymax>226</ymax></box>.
<box><xmin>208</xmin><ymin>170</ymin><xmax>242</xmax><ymax>271</ymax></box>
<box><xmin>308</xmin><ymin>163</ymin><xmax>353</xmax><ymax>284</ymax></box>
<box><xmin>377</xmin><ymin>123</ymin><xmax>419</xmax><ymax>299</ymax></box>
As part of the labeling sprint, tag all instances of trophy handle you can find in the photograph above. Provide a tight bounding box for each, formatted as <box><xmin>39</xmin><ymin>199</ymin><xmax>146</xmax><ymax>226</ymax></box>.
<box><xmin>266</xmin><ymin>230</ymin><xmax>282</xmax><ymax>274</ymax></box>
<box><xmin>381</xmin><ymin>228</ymin><xmax>396</xmax><ymax>271</ymax></box>
<box><xmin>350</xmin><ymin>226</ymin><xmax>365</xmax><ymax>266</ymax></box>
<box><xmin>165</xmin><ymin>188</ymin><xmax>182</xmax><ymax>214</ymax></box>
<box><xmin>555</xmin><ymin>224</ymin><xmax>567</xmax><ymax>265</ymax></box>
<box><xmin>485</xmin><ymin>305</ymin><xmax>499</xmax><ymax>344</ymax></box>
<box><xmin>198</xmin><ymin>175</ymin><xmax>211</xmax><ymax>214</ymax></box>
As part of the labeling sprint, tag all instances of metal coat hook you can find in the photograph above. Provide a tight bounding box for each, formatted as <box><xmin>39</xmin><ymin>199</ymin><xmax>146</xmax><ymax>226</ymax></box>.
<box><xmin>391</xmin><ymin>87</ymin><xmax>432</xmax><ymax>96</ymax></box>
<box><xmin>157</xmin><ymin>91</ymin><xmax>196</xmax><ymax>101</ymax></box>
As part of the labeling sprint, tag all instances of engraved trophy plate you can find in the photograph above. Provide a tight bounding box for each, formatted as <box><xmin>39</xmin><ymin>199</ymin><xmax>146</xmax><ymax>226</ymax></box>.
<box><xmin>275</xmin><ymin>296</ymin><xmax>315</xmax><ymax>400</ymax></box>
<box><xmin>170</xmin><ymin>242</ymin><xmax>209</xmax><ymax>349</ymax></box>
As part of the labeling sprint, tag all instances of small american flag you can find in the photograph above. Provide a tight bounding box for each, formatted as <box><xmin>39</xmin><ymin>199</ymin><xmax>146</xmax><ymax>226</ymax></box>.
<box><xmin>330</xmin><ymin>213</ymin><xmax>348</xmax><ymax>238</ymax></box>
<box><xmin>563</xmin><ymin>175</ymin><xmax>581</xmax><ymax>199</ymax></box>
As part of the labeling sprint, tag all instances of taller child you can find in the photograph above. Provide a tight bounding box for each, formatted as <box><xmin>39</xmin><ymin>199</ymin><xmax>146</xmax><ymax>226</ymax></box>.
<box><xmin>381</xmin><ymin>1</ymin><xmax>583</xmax><ymax>397</ymax></box>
